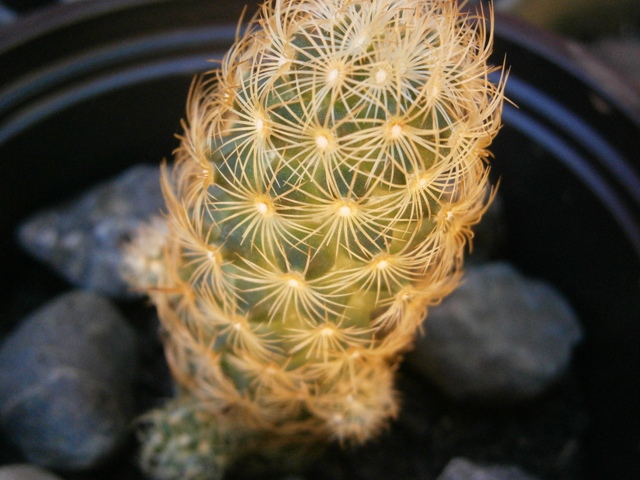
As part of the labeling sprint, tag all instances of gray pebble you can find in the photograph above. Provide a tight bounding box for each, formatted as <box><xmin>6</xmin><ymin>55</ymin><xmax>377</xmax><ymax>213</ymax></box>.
<box><xmin>436</xmin><ymin>457</ymin><xmax>540</xmax><ymax>480</ymax></box>
<box><xmin>0</xmin><ymin>464</ymin><xmax>64</xmax><ymax>480</ymax></box>
<box><xmin>407</xmin><ymin>262</ymin><xmax>583</xmax><ymax>401</ymax></box>
<box><xmin>0</xmin><ymin>291</ymin><xmax>138</xmax><ymax>470</ymax></box>
<box><xmin>17</xmin><ymin>164</ymin><xmax>165</xmax><ymax>298</ymax></box>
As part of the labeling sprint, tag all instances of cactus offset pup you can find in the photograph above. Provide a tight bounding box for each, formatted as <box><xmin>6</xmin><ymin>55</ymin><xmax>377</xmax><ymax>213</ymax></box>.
<box><xmin>126</xmin><ymin>0</ymin><xmax>505</xmax><ymax>477</ymax></box>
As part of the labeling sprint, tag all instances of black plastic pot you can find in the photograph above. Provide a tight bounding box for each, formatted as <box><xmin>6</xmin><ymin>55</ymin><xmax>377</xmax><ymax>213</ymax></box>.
<box><xmin>1</xmin><ymin>1</ymin><xmax>639</xmax><ymax>479</ymax></box>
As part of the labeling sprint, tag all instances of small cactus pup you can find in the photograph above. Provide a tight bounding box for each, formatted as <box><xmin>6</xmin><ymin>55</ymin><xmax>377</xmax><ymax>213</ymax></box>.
<box><xmin>126</xmin><ymin>0</ymin><xmax>506</xmax><ymax>477</ymax></box>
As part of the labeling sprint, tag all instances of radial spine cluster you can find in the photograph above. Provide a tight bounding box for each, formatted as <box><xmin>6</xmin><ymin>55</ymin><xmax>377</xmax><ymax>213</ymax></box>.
<box><xmin>130</xmin><ymin>0</ymin><xmax>505</xmax><ymax>476</ymax></box>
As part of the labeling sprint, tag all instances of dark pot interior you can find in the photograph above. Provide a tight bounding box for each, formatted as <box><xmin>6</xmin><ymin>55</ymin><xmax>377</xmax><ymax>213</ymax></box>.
<box><xmin>1</xmin><ymin>1</ymin><xmax>639</xmax><ymax>479</ymax></box>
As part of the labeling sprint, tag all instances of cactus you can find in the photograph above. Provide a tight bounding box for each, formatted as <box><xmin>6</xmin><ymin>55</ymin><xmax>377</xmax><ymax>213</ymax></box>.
<box><xmin>127</xmin><ymin>0</ymin><xmax>505</xmax><ymax>477</ymax></box>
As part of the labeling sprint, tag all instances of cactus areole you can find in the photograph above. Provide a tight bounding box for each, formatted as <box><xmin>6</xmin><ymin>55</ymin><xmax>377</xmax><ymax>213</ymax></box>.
<box><xmin>131</xmin><ymin>0</ymin><xmax>505</xmax><ymax>476</ymax></box>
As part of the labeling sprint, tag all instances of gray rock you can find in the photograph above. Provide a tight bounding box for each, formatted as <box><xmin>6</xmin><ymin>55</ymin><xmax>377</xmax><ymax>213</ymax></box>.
<box><xmin>0</xmin><ymin>464</ymin><xmax>64</xmax><ymax>480</ymax></box>
<box><xmin>437</xmin><ymin>457</ymin><xmax>540</xmax><ymax>480</ymax></box>
<box><xmin>407</xmin><ymin>262</ymin><xmax>583</xmax><ymax>401</ymax></box>
<box><xmin>0</xmin><ymin>291</ymin><xmax>138</xmax><ymax>470</ymax></box>
<box><xmin>17</xmin><ymin>164</ymin><xmax>165</xmax><ymax>298</ymax></box>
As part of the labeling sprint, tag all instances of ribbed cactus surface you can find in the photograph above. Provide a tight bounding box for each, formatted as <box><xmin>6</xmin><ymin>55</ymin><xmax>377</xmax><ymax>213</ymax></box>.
<box><xmin>130</xmin><ymin>0</ymin><xmax>505</xmax><ymax>476</ymax></box>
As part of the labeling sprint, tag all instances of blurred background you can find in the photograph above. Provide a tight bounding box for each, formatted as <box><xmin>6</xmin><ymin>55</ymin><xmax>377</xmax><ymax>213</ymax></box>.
<box><xmin>491</xmin><ymin>0</ymin><xmax>640</xmax><ymax>94</ymax></box>
<box><xmin>1</xmin><ymin>0</ymin><xmax>639</xmax><ymax>92</ymax></box>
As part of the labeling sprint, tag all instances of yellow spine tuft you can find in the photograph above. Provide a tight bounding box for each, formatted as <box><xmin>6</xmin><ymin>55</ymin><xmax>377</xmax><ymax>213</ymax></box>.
<box><xmin>131</xmin><ymin>1</ymin><xmax>506</xmax><ymax>477</ymax></box>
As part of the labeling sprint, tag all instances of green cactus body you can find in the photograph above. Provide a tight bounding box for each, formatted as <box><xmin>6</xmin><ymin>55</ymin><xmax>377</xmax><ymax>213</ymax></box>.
<box><xmin>133</xmin><ymin>0</ymin><xmax>504</xmax><ymax>476</ymax></box>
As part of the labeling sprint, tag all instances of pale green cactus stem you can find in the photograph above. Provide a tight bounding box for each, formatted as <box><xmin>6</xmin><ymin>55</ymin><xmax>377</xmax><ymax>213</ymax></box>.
<box><xmin>127</xmin><ymin>0</ymin><xmax>506</xmax><ymax>477</ymax></box>
<box><xmin>137</xmin><ymin>398</ymin><xmax>230</xmax><ymax>480</ymax></box>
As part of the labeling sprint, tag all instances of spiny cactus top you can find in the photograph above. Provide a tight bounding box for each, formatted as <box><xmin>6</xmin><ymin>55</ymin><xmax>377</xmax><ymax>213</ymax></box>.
<box><xmin>131</xmin><ymin>0</ymin><xmax>505</xmax><ymax>471</ymax></box>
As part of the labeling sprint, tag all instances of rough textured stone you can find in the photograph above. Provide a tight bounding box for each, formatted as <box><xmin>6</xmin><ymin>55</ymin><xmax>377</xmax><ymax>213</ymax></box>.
<box><xmin>436</xmin><ymin>457</ymin><xmax>540</xmax><ymax>480</ymax></box>
<box><xmin>407</xmin><ymin>262</ymin><xmax>583</xmax><ymax>401</ymax></box>
<box><xmin>17</xmin><ymin>165</ymin><xmax>165</xmax><ymax>298</ymax></box>
<box><xmin>0</xmin><ymin>464</ymin><xmax>64</xmax><ymax>480</ymax></box>
<box><xmin>0</xmin><ymin>291</ymin><xmax>138</xmax><ymax>470</ymax></box>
